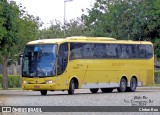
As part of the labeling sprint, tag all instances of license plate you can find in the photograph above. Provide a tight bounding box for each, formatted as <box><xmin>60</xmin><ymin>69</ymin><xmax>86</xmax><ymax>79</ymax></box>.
<box><xmin>34</xmin><ymin>86</ymin><xmax>40</xmax><ymax>89</ymax></box>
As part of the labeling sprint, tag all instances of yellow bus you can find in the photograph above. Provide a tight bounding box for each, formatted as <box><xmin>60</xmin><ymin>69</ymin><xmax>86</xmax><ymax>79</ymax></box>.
<box><xmin>22</xmin><ymin>36</ymin><xmax>154</xmax><ymax>95</ymax></box>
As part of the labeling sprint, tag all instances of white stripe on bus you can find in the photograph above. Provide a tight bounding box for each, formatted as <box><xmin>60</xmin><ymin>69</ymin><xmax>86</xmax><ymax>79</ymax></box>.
<box><xmin>81</xmin><ymin>82</ymin><xmax>142</xmax><ymax>89</ymax></box>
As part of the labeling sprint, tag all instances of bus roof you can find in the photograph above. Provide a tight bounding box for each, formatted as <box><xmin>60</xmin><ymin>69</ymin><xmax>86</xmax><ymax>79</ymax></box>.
<box><xmin>26</xmin><ymin>36</ymin><xmax>153</xmax><ymax>45</ymax></box>
<box><xmin>26</xmin><ymin>38</ymin><xmax>65</xmax><ymax>45</ymax></box>
<box><xmin>66</xmin><ymin>36</ymin><xmax>116</xmax><ymax>41</ymax></box>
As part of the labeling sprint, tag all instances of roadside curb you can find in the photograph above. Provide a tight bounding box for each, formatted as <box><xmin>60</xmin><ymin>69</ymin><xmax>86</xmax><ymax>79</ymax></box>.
<box><xmin>137</xmin><ymin>87</ymin><xmax>160</xmax><ymax>90</ymax></box>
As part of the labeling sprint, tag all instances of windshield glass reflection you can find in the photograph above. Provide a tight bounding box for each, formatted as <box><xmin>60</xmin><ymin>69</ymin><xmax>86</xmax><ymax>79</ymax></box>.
<box><xmin>22</xmin><ymin>44</ymin><xmax>57</xmax><ymax>77</ymax></box>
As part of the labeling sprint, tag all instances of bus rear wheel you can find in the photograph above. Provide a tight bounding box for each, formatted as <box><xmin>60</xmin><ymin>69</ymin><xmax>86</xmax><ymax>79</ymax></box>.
<box><xmin>68</xmin><ymin>79</ymin><xmax>75</xmax><ymax>95</ymax></box>
<box><xmin>117</xmin><ymin>78</ymin><xmax>127</xmax><ymax>92</ymax></box>
<box><xmin>127</xmin><ymin>78</ymin><xmax>137</xmax><ymax>92</ymax></box>
<box><xmin>40</xmin><ymin>90</ymin><xmax>47</xmax><ymax>95</ymax></box>
<box><xmin>90</xmin><ymin>88</ymin><xmax>99</xmax><ymax>93</ymax></box>
<box><xmin>101</xmin><ymin>88</ymin><xmax>113</xmax><ymax>93</ymax></box>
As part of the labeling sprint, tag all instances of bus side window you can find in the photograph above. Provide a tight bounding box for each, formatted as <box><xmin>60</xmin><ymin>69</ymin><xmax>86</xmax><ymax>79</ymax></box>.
<box><xmin>120</xmin><ymin>45</ymin><xmax>130</xmax><ymax>58</ymax></box>
<box><xmin>107</xmin><ymin>44</ymin><xmax>117</xmax><ymax>58</ymax></box>
<box><xmin>132</xmin><ymin>45</ymin><xmax>139</xmax><ymax>58</ymax></box>
<box><xmin>139</xmin><ymin>45</ymin><xmax>146</xmax><ymax>58</ymax></box>
<box><xmin>57</xmin><ymin>43</ymin><xmax>68</xmax><ymax>75</ymax></box>
<box><xmin>116</xmin><ymin>45</ymin><xmax>122</xmax><ymax>58</ymax></box>
<box><xmin>94</xmin><ymin>44</ymin><xmax>106</xmax><ymax>58</ymax></box>
<box><xmin>127</xmin><ymin>45</ymin><xmax>132</xmax><ymax>58</ymax></box>
<box><xmin>70</xmin><ymin>43</ymin><xmax>82</xmax><ymax>59</ymax></box>
<box><xmin>82</xmin><ymin>44</ymin><xmax>94</xmax><ymax>58</ymax></box>
<box><xmin>146</xmin><ymin>45</ymin><xmax>153</xmax><ymax>58</ymax></box>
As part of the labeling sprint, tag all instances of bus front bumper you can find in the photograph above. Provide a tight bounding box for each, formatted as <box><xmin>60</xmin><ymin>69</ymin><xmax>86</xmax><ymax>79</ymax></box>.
<box><xmin>22</xmin><ymin>83</ymin><xmax>56</xmax><ymax>90</ymax></box>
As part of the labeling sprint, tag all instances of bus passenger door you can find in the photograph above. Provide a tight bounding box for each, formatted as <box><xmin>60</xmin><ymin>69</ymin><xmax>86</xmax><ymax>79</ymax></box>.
<box><xmin>56</xmin><ymin>43</ymin><xmax>69</xmax><ymax>89</ymax></box>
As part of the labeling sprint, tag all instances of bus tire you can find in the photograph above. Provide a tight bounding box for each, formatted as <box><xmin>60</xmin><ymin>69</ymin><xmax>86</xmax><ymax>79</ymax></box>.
<box><xmin>117</xmin><ymin>78</ymin><xmax>127</xmax><ymax>92</ymax></box>
<box><xmin>127</xmin><ymin>77</ymin><xmax>137</xmax><ymax>92</ymax></box>
<box><xmin>40</xmin><ymin>90</ymin><xmax>47</xmax><ymax>95</ymax></box>
<box><xmin>68</xmin><ymin>79</ymin><xmax>75</xmax><ymax>95</ymax></box>
<box><xmin>101</xmin><ymin>88</ymin><xmax>113</xmax><ymax>93</ymax></box>
<box><xmin>90</xmin><ymin>88</ymin><xmax>99</xmax><ymax>93</ymax></box>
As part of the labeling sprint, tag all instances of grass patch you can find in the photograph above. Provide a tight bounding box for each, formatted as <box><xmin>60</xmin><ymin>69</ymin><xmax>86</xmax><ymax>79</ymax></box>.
<box><xmin>152</xmin><ymin>84</ymin><xmax>160</xmax><ymax>87</ymax></box>
<box><xmin>0</xmin><ymin>87</ymin><xmax>22</xmax><ymax>90</ymax></box>
<box><xmin>155</xmin><ymin>69</ymin><xmax>160</xmax><ymax>72</ymax></box>
<box><xmin>147</xmin><ymin>83</ymin><xmax>160</xmax><ymax>87</ymax></box>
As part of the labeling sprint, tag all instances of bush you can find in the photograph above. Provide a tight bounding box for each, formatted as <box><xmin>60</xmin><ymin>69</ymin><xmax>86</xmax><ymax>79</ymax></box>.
<box><xmin>0</xmin><ymin>76</ymin><xmax>2</xmax><ymax>87</ymax></box>
<box><xmin>155</xmin><ymin>71</ymin><xmax>160</xmax><ymax>84</ymax></box>
<box><xmin>0</xmin><ymin>75</ymin><xmax>21</xmax><ymax>88</ymax></box>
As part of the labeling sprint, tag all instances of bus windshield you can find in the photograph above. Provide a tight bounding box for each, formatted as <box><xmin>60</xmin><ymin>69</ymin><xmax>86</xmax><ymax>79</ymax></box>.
<box><xmin>22</xmin><ymin>44</ymin><xmax>57</xmax><ymax>77</ymax></box>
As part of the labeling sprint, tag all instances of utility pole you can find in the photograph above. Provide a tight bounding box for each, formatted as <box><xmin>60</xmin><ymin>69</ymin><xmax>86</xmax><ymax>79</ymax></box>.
<box><xmin>64</xmin><ymin>0</ymin><xmax>73</xmax><ymax>37</ymax></box>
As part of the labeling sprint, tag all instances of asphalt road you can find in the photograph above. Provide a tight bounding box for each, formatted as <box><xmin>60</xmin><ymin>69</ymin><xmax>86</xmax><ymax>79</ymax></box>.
<box><xmin>0</xmin><ymin>87</ymin><xmax>160</xmax><ymax>115</ymax></box>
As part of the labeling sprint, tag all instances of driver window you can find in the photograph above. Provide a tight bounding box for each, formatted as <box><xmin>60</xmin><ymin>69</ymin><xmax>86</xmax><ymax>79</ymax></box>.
<box><xmin>57</xmin><ymin>43</ymin><xmax>68</xmax><ymax>75</ymax></box>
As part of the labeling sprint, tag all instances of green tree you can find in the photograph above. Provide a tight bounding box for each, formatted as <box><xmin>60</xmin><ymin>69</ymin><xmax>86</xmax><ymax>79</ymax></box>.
<box><xmin>38</xmin><ymin>20</ymin><xmax>63</xmax><ymax>39</ymax></box>
<box><xmin>0</xmin><ymin>0</ymin><xmax>40</xmax><ymax>89</ymax></box>
<box><xmin>83</xmin><ymin>0</ymin><xmax>160</xmax><ymax>40</ymax></box>
<box><xmin>38</xmin><ymin>18</ymin><xmax>87</xmax><ymax>39</ymax></box>
<box><xmin>82</xmin><ymin>0</ymin><xmax>109</xmax><ymax>37</ymax></box>
<box><xmin>65</xmin><ymin>18</ymin><xmax>87</xmax><ymax>37</ymax></box>
<box><xmin>0</xmin><ymin>1</ymin><xmax>6</xmax><ymax>42</ymax></box>
<box><xmin>0</xmin><ymin>0</ymin><xmax>20</xmax><ymax>89</ymax></box>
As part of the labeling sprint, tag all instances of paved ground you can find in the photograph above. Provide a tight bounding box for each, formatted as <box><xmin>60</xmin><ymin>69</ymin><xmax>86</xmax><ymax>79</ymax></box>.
<box><xmin>0</xmin><ymin>87</ymin><xmax>160</xmax><ymax>115</ymax></box>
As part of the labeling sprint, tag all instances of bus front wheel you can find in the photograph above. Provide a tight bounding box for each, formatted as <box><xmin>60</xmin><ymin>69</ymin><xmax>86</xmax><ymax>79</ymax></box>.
<box><xmin>117</xmin><ymin>78</ymin><xmax>127</xmax><ymax>92</ymax></box>
<box><xmin>68</xmin><ymin>79</ymin><xmax>75</xmax><ymax>95</ymax></box>
<box><xmin>40</xmin><ymin>90</ymin><xmax>47</xmax><ymax>95</ymax></box>
<box><xmin>90</xmin><ymin>88</ymin><xmax>99</xmax><ymax>93</ymax></box>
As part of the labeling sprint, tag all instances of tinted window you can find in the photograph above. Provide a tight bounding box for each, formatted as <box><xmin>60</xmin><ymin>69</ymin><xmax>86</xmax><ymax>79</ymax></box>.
<box><xmin>82</xmin><ymin>44</ymin><xmax>94</xmax><ymax>58</ymax></box>
<box><xmin>146</xmin><ymin>45</ymin><xmax>153</xmax><ymax>58</ymax></box>
<box><xmin>22</xmin><ymin>44</ymin><xmax>57</xmax><ymax>77</ymax></box>
<box><xmin>107</xmin><ymin>44</ymin><xmax>118</xmax><ymax>58</ymax></box>
<box><xmin>70</xmin><ymin>43</ymin><xmax>83</xmax><ymax>59</ymax></box>
<box><xmin>70</xmin><ymin>43</ymin><xmax>153</xmax><ymax>60</ymax></box>
<box><xmin>57</xmin><ymin>43</ymin><xmax>68</xmax><ymax>75</ymax></box>
<box><xmin>94</xmin><ymin>44</ymin><xmax>106</xmax><ymax>58</ymax></box>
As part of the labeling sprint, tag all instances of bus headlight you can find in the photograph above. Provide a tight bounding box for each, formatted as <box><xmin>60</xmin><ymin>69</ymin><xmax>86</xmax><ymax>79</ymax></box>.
<box><xmin>23</xmin><ymin>81</ymin><xmax>28</xmax><ymax>84</ymax></box>
<box><xmin>45</xmin><ymin>80</ymin><xmax>53</xmax><ymax>84</ymax></box>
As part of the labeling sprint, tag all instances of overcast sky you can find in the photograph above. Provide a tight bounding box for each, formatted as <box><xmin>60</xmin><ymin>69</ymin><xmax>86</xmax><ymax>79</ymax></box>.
<box><xmin>13</xmin><ymin>0</ymin><xmax>95</xmax><ymax>28</ymax></box>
